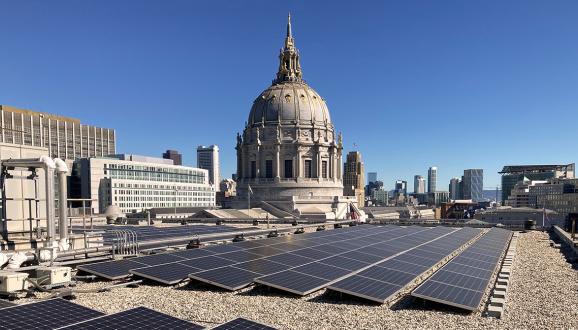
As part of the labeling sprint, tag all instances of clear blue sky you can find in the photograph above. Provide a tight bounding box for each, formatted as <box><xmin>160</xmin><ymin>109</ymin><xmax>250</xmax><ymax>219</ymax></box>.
<box><xmin>1</xmin><ymin>0</ymin><xmax>577</xmax><ymax>190</ymax></box>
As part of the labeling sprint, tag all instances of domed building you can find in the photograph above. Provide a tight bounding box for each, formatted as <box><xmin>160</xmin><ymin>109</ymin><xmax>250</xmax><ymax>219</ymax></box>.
<box><xmin>235</xmin><ymin>15</ymin><xmax>356</xmax><ymax>219</ymax></box>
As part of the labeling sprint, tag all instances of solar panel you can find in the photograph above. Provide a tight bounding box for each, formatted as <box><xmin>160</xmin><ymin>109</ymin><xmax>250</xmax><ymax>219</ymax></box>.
<box><xmin>212</xmin><ymin>317</ymin><xmax>277</xmax><ymax>330</ymax></box>
<box><xmin>59</xmin><ymin>306</ymin><xmax>204</xmax><ymax>329</ymax></box>
<box><xmin>0</xmin><ymin>298</ymin><xmax>104</xmax><ymax>330</ymax></box>
<box><xmin>411</xmin><ymin>227</ymin><xmax>512</xmax><ymax>310</ymax></box>
<box><xmin>78</xmin><ymin>259</ymin><xmax>149</xmax><ymax>280</ymax></box>
<box><xmin>327</xmin><ymin>227</ymin><xmax>482</xmax><ymax>303</ymax></box>
<box><xmin>189</xmin><ymin>267</ymin><xmax>262</xmax><ymax>291</ymax></box>
<box><xmin>0</xmin><ymin>299</ymin><xmax>15</xmax><ymax>309</ymax></box>
<box><xmin>130</xmin><ymin>263</ymin><xmax>202</xmax><ymax>285</ymax></box>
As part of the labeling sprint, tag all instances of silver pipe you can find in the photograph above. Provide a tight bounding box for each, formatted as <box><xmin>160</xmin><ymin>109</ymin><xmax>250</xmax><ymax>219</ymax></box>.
<box><xmin>41</xmin><ymin>156</ymin><xmax>57</xmax><ymax>247</ymax></box>
<box><xmin>54</xmin><ymin>158</ymin><xmax>69</xmax><ymax>245</ymax></box>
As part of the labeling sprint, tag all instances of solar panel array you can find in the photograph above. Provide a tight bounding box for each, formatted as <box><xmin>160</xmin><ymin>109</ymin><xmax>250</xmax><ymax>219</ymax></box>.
<box><xmin>211</xmin><ymin>318</ymin><xmax>277</xmax><ymax>330</ymax></box>
<box><xmin>411</xmin><ymin>227</ymin><xmax>512</xmax><ymax>310</ymax></box>
<box><xmin>58</xmin><ymin>306</ymin><xmax>204</xmax><ymax>330</ymax></box>
<box><xmin>327</xmin><ymin>227</ymin><xmax>481</xmax><ymax>303</ymax></box>
<box><xmin>0</xmin><ymin>298</ymin><xmax>105</xmax><ymax>330</ymax></box>
<box><xmin>253</xmin><ymin>226</ymin><xmax>462</xmax><ymax>295</ymax></box>
<box><xmin>189</xmin><ymin>225</ymin><xmax>426</xmax><ymax>291</ymax></box>
<box><xmin>81</xmin><ymin>225</ymin><xmax>373</xmax><ymax>282</ymax></box>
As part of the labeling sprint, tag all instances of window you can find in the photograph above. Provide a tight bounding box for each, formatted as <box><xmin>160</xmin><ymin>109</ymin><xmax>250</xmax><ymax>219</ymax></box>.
<box><xmin>284</xmin><ymin>160</ymin><xmax>293</xmax><ymax>178</ymax></box>
<box><xmin>251</xmin><ymin>161</ymin><xmax>256</xmax><ymax>178</ymax></box>
<box><xmin>304</xmin><ymin>160</ymin><xmax>312</xmax><ymax>178</ymax></box>
<box><xmin>265</xmin><ymin>160</ymin><xmax>273</xmax><ymax>178</ymax></box>
<box><xmin>322</xmin><ymin>161</ymin><xmax>328</xmax><ymax>178</ymax></box>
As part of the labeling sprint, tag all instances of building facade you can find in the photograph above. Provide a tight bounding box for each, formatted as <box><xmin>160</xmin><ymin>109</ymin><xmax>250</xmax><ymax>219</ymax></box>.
<box><xmin>0</xmin><ymin>105</ymin><xmax>116</xmax><ymax>161</ymax></box>
<box><xmin>197</xmin><ymin>145</ymin><xmax>220</xmax><ymax>192</ymax></box>
<box><xmin>71</xmin><ymin>155</ymin><xmax>215</xmax><ymax>214</ymax></box>
<box><xmin>344</xmin><ymin>152</ymin><xmax>365</xmax><ymax>207</ymax></box>
<box><xmin>499</xmin><ymin>164</ymin><xmax>575</xmax><ymax>203</ymax></box>
<box><xmin>462</xmin><ymin>169</ymin><xmax>484</xmax><ymax>201</ymax></box>
<box><xmin>163</xmin><ymin>150</ymin><xmax>182</xmax><ymax>166</ymax></box>
<box><xmin>428</xmin><ymin>166</ymin><xmax>437</xmax><ymax>193</ymax></box>
<box><xmin>414</xmin><ymin>175</ymin><xmax>425</xmax><ymax>194</ymax></box>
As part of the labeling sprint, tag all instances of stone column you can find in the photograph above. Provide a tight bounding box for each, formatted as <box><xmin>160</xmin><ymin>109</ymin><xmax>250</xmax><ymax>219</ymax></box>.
<box><xmin>296</xmin><ymin>147</ymin><xmax>301</xmax><ymax>179</ymax></box>
<box><xmin>275</xmin><ymin>145</ymin><xmax>280</xmax><ymax>180</ymax></box>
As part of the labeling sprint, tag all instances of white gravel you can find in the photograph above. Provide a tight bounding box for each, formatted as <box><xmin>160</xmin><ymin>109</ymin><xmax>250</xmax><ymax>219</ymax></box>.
<box><xmin>17</xmin><ymin>231</ymin><xmax>578</xmax><ymax>329</ymax></box>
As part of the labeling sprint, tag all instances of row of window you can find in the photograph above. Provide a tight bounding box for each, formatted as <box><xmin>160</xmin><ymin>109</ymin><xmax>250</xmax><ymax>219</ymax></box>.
<box><xmin>111</xmin><ymin>182</ymin><xmax>211</xmax><ymax>191</ymax></box>
<box><xmin>249</xmin><ymin>159</ymin><xmax>331</xmax><ymax>179</ymax></box>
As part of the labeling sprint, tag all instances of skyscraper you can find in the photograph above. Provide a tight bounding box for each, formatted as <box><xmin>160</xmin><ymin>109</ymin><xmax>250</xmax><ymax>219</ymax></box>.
<box><xmin>368</xmin><ymin>172</ymin><xmax>378</xmax><ymax>184</ymax></box>
<box><xmin>395</xmin><ymin>180</ymin><xmax>407</xmax><ymax>196</ymax></box>
<box><xmin>414</xmin><ymin>175</ymin><xmax>425</xmax><ymax>194</ymax></box>
<box><xmin>463</xmin><ymin>169</ymin><xmax>484</xmax><ymax>201</ymax></box>
<box><xmin>162</xmin><ymin>149</ymin><xmax>182</xmax><ymax>165</ymax></box>
<box><xmin>197</xmin><ymin>145</ymin><xmax>220</xmax><ymax>191</ymax></box>
<box><xmin>344</xmin><ymin>151</ymin><xmax>365</xmax><ymax>207</ymax></box>
<box><xmin>449</xmin><ymin>177</ymin><xmax>462</xmax><ymax>200</ymax></box>
<box><xmin>428</xmin><ymin>166</ymin><xmax>437</xmax><ymax>193</ymax></box>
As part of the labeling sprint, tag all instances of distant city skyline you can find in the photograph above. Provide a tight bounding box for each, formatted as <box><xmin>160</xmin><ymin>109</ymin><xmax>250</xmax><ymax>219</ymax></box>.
<box><xmin>1</xmin><ymin>1</ymin><xmax>577</xmax><ymax>188</ymax></box>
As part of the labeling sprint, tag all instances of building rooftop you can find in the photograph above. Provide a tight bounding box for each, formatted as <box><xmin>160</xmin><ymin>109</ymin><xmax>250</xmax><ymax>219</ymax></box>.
<box><xmin>499</xmin><ymin>164</ymin><xmax>575</xmax><ymax>174</ymax></box>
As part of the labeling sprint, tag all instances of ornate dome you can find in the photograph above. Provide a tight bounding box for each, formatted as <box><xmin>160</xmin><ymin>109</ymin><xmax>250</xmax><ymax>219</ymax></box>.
<box><xmin>248</xmin><ymin>82</ymin><xmax>332</xmax><ymax>127</ymax></box>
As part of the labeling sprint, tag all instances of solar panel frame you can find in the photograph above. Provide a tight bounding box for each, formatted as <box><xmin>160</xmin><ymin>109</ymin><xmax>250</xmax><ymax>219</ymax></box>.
<box><xmin>0</xmin><ymin>298</ymin><xmax>105</xmax><ymax>330</ymax></box>
<box><xmin>58</xmin><ymin>306</ymin><xmax>204</xmax><ymax>330</ymax></box>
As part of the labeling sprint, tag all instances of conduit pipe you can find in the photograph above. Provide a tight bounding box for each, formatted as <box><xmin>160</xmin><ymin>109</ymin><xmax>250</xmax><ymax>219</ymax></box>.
<box><xmin>54</xmin><ymin>158</ymin><xmax>69</xmax><ymax>250</ymax></box>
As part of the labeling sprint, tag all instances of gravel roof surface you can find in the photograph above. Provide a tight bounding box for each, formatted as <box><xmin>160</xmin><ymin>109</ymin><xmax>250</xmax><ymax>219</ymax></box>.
<box><xmin>18</xmin><ymin>231</ymin><xmax>578</xmax><ymax>329</ymax></box>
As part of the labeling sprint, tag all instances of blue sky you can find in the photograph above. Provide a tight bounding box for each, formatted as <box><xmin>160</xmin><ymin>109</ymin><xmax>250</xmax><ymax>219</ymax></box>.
<box><xmin>1</xmin><ymin>0</ymin><xmax>577</xmax><ymax>190</ymax></box>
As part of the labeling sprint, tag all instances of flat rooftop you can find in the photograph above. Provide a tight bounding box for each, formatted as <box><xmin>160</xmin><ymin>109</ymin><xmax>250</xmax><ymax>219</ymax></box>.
<box><xmin>15</xmin><ymin>230</ymin><xmax>578</xmax><ymax>329</ymax></box>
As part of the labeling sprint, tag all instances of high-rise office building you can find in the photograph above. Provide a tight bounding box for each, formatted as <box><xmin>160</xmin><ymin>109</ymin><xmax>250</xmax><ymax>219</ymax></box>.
<box><xmin>0</xmin><ymin>105</ymin><xmax>116</xmax><ymax>160</ymax></box>
<box><xmin>367</xmin><ymin>172</ymin><xmax>378</xmax><ymax>184</ymax></box>
<box><xmin>414</xmin><ymin>175</ymin><xmax>425</xmax><ymax>194</ymax></box>
<box><xmin>197</xmin><ymin>145</ymin><xmax>220</xmax><ymax>191</ymax></box>
<box><xmin>344</xmin><ymin>151</ymin><xmax>365</xmax><ymax>207</ymax></box>
<box><xmin>395</xmin><ymin>180</ymin><xmax>407</xmax><ymax>196</ymax></box>
<box><xmin>162</xmin><ymin>150</ymin><xmax>182</xmax><ymax>165</ymax></box>
<box><xmin>428</xmin><ymin>166</ymin><xmax>437</xmax><ymax>193</ymax></box>
<box><xmin>449</xmin><ymin>177</ymin><xmax>462</xmax><ymax>200</ymax></box>
<box><xmin>463</xmin><ymin>169</ymin><xmax>484</xmax><ymax>201</ymax></box>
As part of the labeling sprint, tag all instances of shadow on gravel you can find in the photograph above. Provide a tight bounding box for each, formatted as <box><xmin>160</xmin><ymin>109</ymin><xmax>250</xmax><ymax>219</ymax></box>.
<box><xmin>307</xmin><ymin>289</ymin><xmax>381</xmax><ymax>306</ymax></box>
<box><xmin>175</xmin><ymin>280</ymin><xmax>232</xmax><ymax>293</ymax></box>
<box><xmin>548</xmin><ymin>231</ymin><xmax>578</xmax><ymax>270</ymax></box>
<box><xmin>391</xmin><ymin>295</ymin><xmax>472</xmax><ymax>315</ymax></box>
<box><xmin>237</xmin><ymin>284</ymin><xmax>303</xmax><ymax>299</ymax></box>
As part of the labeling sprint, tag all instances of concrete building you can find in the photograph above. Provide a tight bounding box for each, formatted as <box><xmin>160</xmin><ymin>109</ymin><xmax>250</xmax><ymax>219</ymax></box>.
<box><xmin>463</xmin><ymin>169</ymin><xmax>484</xmax><ymax>202</ymax></box>
<box><xmin>449</xmin><ymin>177</ymin><xmax>462</xmax><ymax>200</ymax></box>
<box><xmin>371</xmin><ymin>189</ymin><xmax>388</xmax><ymax>205</ymax></box>
<box><xmin>506</xmin><ymin>177</ymin><xmax>578</xmax><ymax>220</ymax></box>
<box><xmin>428</xmin><ymin>166</ymin><xmax>437</xmax><ymax>193</ymax></box>
<box><xmin>234</xmin><ymin>15</ymin><xmax>356</xmax><ymax>219</ymax></box>
<box><xmin>367</xmin><ymin>172</ymin><xmax>377</xmax><ymax>184</ymax></box>
<box><xmin>414</xmin><ymin>175</ymin><xmax>425</xmax><ymax>194</ymax></box>
<box><xmin>162</xmin><ymin>150</ymin><xmax>182</xmax><ymax>166</ymax></box>
<box><xmin>499</xmin><ymin>164</ymin><xmax>574</xmax><ymax>203</ymax></box>
<box><xmin>0</xmin><ymin>105</ymin><xmax>116</xmax><ymax>161</ymax></box>
<box><xmin>197</xmin><ymin>145</ymin><xmax>220</xmax><ymax>192</ymax></box>
<box><xmin>344</xmin><ymin>152</ymin><xmax>365</xmax><ymax>208</ymax></box>
<box><xmin>71</xmin><ymin>155</ymin><xmax>215</xmax><ymax>214</ymax></box>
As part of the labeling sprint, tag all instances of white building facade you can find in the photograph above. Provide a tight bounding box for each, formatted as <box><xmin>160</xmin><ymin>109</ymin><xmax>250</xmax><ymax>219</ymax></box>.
<box><xmin>73</xmin><ymin>156</ymin><xmax>215</xmax><ymax>214</ymax></box>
